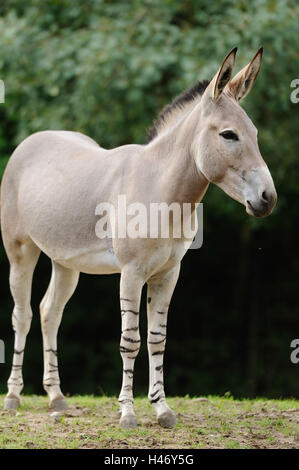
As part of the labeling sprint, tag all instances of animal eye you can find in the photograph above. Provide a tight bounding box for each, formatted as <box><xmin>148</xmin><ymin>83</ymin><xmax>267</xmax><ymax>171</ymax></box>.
<box><xmin>219</xmin><ymin>130</ymin><xmax>239</xmax><ymax>141</ymax></box>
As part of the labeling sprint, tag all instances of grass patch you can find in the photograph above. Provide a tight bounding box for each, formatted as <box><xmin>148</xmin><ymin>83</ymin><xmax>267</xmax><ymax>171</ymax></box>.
<box><xmin>0</xmin><ymin>395</ymin><xmax>298</xmax><ymax>449</ymax></box>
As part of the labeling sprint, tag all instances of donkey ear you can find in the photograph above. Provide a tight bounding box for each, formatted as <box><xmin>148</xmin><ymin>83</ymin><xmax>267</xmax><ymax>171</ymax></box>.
<box><xmin>206</xmin><ymin>47</ymin><xmax>237</xmax><ymax>101</ymax></box>
<box><xmin>226</xmin><ymin>48</ymin><xmax>263</xmax><ymax>101</ymax></box>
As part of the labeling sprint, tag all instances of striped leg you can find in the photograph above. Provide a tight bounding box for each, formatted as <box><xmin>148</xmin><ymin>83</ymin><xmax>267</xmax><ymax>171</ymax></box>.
<box><xmin>4</xmin><ymin>241</ymin><xmax>40</xmax><ymax>409</ymax></box>
<box><xmin>147</xmin><ymin>264</ymin><xmax>180</xmax><ymax>428</ymax></box>
<box><xmin>40</xmin><ymin>261</ymin><xmax>79</xmax><ymax>410</ymax></box>
<box><xmin>118</xmin><ymin>269</ymin><xmax>144</xmax><ymax>428</ymax></box>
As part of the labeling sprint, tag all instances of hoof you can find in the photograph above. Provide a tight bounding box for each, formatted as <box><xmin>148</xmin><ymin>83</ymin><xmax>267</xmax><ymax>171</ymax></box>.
<box><xmin>158</xmin><ymin>410</ymin><xmax>177</xmax><ymax>428</ymax></box>
<box><xmin>4</xmin><ymin>397</ymin><xmax>20</xmax><ymax>410</ymax></box>
<box><xmin>120</xmin><ymin>414</ymin><xmax>138</xmax><ymax>429</ymax></box>
<box><xmin>49</xmin><ymin>397</ymin><xmax>68</xmax><ymax>411</ymax></box>
<box><xmin>50</xmin><ymin>411</ymin><xmax>63</xmax><ymax>423</ymax></box>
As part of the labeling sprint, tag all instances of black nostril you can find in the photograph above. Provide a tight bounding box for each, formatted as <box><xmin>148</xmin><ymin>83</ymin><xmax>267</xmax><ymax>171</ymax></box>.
<box><xmin>261</xmin><ymin>191</ymin><xmax>269</xmax><ymax>204</ymax></box>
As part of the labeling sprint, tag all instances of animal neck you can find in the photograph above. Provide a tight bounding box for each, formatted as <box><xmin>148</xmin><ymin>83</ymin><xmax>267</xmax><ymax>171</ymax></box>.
<box><xmin>145</xmin><ymin>108</ymin><xmax>209</xmax><ymax>205</ymax></box>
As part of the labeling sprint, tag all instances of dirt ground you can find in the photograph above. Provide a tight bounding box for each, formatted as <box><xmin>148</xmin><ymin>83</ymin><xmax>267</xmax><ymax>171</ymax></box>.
<box><xmin>0</xmin><ymin>395</ymin><xmax>298</xmax><ymax>449</ymax></box>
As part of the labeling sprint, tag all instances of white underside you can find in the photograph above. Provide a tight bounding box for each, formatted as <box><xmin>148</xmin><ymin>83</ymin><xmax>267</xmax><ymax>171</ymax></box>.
<box><xmin>55</xmin><ymin>249</ymin><xmax>121</xmax><ymax>274</ymax></box>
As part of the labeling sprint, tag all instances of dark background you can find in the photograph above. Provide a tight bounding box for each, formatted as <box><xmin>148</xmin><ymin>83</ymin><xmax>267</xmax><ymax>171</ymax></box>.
<box><xmin>0</xmin><ymin>0</ymin><xmax>298</xmax><ymax>399</ymax></box>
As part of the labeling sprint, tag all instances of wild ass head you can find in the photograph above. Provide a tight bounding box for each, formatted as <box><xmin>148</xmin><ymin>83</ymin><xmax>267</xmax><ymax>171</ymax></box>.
<box><xmin>193</xmin><ymin>47</ymin><xmax>277</xmax><ymax>217</ymax></box>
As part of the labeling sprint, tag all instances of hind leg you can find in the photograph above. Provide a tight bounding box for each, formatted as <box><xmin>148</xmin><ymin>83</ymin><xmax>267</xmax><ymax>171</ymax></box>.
<box><xmin>40</xmin><ymin>261</ymin><xmax>79</xmax><ymax>410</ymax></box>
<box><xmin>4</xmin><ymin>240</ymin><xmax>40</xmax><ymax>409</ymax></box>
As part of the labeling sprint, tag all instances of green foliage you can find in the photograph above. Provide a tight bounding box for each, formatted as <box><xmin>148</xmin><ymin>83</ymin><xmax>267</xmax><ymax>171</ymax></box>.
<box><xmin>0</xmin><ymin>1</ymin><xmax>298</xmax><ymax>398</ymax></box>
<box><xmin>0</xmin><ymin>0</ymin><xmax>296</xmax><ymax>152</ymax></box>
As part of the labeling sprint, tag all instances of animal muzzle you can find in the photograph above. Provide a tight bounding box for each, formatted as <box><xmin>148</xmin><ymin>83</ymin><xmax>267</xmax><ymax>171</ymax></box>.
<box><xmin>244</xmin><ymin>166</ymin><xmax>277</xmax><ymax>218</ymax></box>
<box><xmin>245</xmin><ymin>184</ymin><xmax>277</xmax><ymax>218</ymax></box>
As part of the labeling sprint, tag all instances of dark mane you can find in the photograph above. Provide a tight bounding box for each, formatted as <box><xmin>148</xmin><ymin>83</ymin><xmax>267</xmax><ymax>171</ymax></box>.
<box><xmin>147</xmin><ymin>79</ymin><xmax>210</xmax><ymax>143</ymax></box>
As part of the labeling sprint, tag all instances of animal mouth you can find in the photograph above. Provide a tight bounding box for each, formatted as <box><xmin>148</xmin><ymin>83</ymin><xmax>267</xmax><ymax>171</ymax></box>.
<box><xmin>246</xmin><ymin>200</ymin><xmax>268</xmax><ymax>218</ymax></box>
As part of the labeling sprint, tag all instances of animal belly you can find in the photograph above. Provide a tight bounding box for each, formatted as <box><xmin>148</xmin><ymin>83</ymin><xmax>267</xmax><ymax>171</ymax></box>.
<box><xmin>54</xmin><ymin>247</ymin><xmax>121</xmax><ymax>274</ymax></box>
<box><xmin>29</xmin><ymin>230</ymin><xmax>121</xmax><ymax>274</ymax></box>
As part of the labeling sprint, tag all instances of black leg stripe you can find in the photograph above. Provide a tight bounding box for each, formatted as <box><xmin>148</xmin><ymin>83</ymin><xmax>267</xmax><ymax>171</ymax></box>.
<box><xmin>150</xmin><ymin>395</ymin><xmax>162</xmax><ymax>404</ymax></box>
<box><xmin>121</xmin><ymin>309</ymin><xmax>139</xmax><ymax>315</ymax></box>
<box><xmin>153</xmin><ymin>380</ymin><xmax>164</xmax><ymax>387</ymax></box>
<box><xmin>43</xmin><ymin>383</ymin><xmax>60</xmax><ymax>387</ymax></box>
<box><xmin>14</xmin><ymin>349</ymin><xmax>24</xmax><ymax>355</ymax></box>
<box><xmin>121</xmin><ymin>335</ymin><xmax>141</xmax><ymax>343</ymax></box>
<box><xmin>122</xmin><ymin>327</ymin><xmax>138</xmax><ymax>333</ymax></box>
<box><xmin>152</xmin><ymin>350</ymin><xmax>164</xmax><ymax>356</ymax></box>
<box><xmin>148</xmin><ymin>338</ymin><xmax>166</xmax><ymax>345</ymax></box>
<box><xmin>118</xmin><ymin>398</ymin><xmax>133</xmax><ymax>404</ymax></box>
<box><xmin>123</xmin><ymin>385</ymin><xmax>132</xmax><ymax>390</ymax></box>
<box><xmin>120</xmin><ymin>346</ymin><xmax>139</xmax><ymax>353</ymax></box>
<box><xmin>45</xmin><ymin>349</ymin><xmax>57</xmax><ymax>356</ymax></box>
